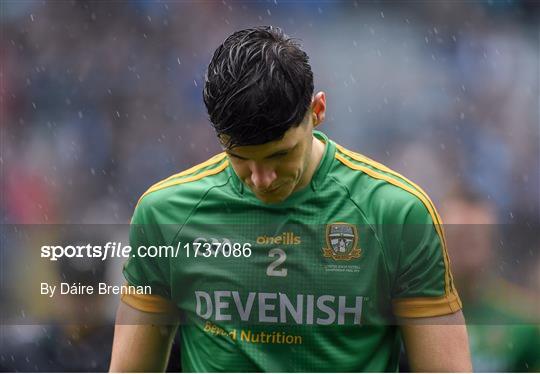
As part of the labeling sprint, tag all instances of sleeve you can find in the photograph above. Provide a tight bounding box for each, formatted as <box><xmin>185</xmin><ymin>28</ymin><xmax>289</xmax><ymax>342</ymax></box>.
<box><xmin>121</xmin><ymin>197</ymin><xmax>177</xmax><ymax>313</ymax></box>
<box><xmin>391</xmin><ymin>196</ymin><xmax>462</xmax><ymax>318</ymax></box>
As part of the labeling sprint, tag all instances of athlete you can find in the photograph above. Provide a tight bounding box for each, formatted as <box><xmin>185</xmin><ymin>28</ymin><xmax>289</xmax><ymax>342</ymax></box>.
<box><xmin>110</xmin><ymin>26</ymin><xmax>471</xmax><ymax>372</ymax></box>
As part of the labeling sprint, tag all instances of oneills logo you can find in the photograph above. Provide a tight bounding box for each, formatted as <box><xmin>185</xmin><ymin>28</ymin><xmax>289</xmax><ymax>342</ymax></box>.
<box><xmin>323</xmin><ymin>223</ymin><xmax>361</xmax><ymax>261</ymax></box>
<box><xmin>256</xmin><ymin>232</ymin><xmax>301</xmax><ymax>245</ymax></box>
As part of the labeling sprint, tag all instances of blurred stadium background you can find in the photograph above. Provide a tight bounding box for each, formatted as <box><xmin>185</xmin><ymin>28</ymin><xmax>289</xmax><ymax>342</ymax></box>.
<box><xmin>1</xmin><ymin>0</ymin><xmax>539</xmax><ymax>372</ymax></box>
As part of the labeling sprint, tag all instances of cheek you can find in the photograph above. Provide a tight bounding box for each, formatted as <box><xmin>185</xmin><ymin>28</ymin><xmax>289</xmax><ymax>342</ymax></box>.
<box><xmin>277</xmin><ymin>160</ymin><xmax>303</xmax><ymax>179</ymax></box>
<box><xmin>231</xmin><ymin>163</ymin><xmax>250</xmax><ymax>180</ymax></box>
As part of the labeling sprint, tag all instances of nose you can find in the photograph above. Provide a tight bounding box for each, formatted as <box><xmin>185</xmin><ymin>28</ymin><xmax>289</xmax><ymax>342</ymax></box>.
<box><xmin>249</xmin><ymin>163</ymin><xmax>277</xmax><ymax>190</ymax></box>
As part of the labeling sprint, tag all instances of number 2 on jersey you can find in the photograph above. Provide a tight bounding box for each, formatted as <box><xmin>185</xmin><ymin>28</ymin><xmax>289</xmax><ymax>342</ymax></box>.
<box><xmin>266</xmin><ymin>248</ymin><xmax>287</xmax><ymax>277</ymax></box>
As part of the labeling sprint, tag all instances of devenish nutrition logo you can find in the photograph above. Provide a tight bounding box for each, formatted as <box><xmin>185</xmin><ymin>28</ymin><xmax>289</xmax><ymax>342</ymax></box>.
<box><xmin>256</xmin><ymin>232</ymin><xmax>301</xmax><ymax>245</ymax></box>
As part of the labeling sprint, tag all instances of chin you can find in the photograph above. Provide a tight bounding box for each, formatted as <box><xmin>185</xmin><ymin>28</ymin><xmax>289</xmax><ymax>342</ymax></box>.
<box><xmin>251</xmin><ymin>182</ymin><xmax>295</xmax><ymax>204</ymax></box>
<box><xmin>256</xmin><ymin>194</ymin><xmax>287</xmax><ymax>204</ymax></box>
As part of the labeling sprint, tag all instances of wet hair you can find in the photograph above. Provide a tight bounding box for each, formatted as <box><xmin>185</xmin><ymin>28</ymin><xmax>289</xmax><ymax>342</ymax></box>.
<box><xmin>203</xmin><ymin>26</ymin><xmax>314</xmax><ymax>148</ymax></box>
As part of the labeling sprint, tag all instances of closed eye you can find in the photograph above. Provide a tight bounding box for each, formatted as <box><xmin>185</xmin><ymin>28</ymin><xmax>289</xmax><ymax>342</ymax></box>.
<box><xmin>268</xmin><ymin>151</ymin><xmax>288</xmax><ymax>159</ymax></box>
<box><xmin>227</xmin><ymin>145</ymin><xmax>295</xmax><ymax>160</ymax></box>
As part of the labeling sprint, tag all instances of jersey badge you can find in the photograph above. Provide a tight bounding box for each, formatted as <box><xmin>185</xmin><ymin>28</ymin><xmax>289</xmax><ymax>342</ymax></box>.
<box><xmin>322</xmin><ymin>223</ymin><xmax>362</xmax><ymax>261</ymax></box>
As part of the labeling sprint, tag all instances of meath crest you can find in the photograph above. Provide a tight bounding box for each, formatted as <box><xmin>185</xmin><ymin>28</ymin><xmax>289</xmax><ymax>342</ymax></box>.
<box><xmin>323</xmin><ymin>223</ymin><xmax>361</xmax><ymax>261</ymax></box>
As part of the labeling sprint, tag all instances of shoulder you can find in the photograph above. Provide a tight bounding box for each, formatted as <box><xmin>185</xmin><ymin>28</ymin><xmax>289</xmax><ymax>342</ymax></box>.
<box><xmin>330</xmin><ymin>141</ymin><xmax>441</xmax><ymax>225</ymax></box>
<box><xmin>132</xmin><ymin>153</ymin><xmax>230</xmax><ymax>224</ymax></box>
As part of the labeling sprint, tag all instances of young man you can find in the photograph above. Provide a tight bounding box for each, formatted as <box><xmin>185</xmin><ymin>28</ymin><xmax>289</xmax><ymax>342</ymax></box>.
<box><xmin>110</xmin><ymin>26</ymin><xmax>471</xmax><ymax>372</ymax></box>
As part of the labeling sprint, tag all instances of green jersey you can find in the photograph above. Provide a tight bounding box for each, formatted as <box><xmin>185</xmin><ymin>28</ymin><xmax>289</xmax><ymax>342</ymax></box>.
<box><xmin>123</xmin><ymin>131</ymin><xmax>461</xmax><ymax>372</ymax></box>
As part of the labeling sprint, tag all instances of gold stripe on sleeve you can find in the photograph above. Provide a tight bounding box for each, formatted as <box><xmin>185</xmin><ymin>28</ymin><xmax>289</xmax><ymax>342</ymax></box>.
<box><xmin>121</xmin><ymin>291</ymin><xmax>177</xmax><ymax>314</ymax></box>
<box><xmin>336</xmin><ymin>145</ymin><xmax>447</xmax><ymax>239</ymax></box>
<box><xmin>148</xmin><ymin>152</ymin><xmax>227</xmax><ymax>191</ymax></box>
<box><xmin>336</xmin><ymin>146</ymin><xmax>454</xmax><ymax>291</ymax></box>
<box><xmin>392</xmin><ymin>293</ymin><xmax>462</xmax><ymax>318</ymax></box>
<box><xmin>137</xmin><ymin>160</ymin><xmax>229</xmax><ymax>206</ymax></box>
<box><xmin>335</xmin><ymin>152</ymin><xmax>454</xmax><ymax>298</ymax></box>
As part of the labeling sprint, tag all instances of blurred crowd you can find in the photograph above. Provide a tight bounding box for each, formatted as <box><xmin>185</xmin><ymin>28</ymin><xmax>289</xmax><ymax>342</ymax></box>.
<box><xmin>2</xmin><ymin>1</ymin><xmax>539</xmax><ymax>226</ymax></box>
<box><xmin>1</xmin><ymin>0</ymin><xmax>539</xmax><ymax>372</ymax></box>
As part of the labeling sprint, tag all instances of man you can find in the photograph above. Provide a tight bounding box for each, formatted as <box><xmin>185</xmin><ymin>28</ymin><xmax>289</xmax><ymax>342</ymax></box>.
<box><xmin>110</xmin><ymin>26</ymin><xmax>471</xmax><ymax>372</ymax></box>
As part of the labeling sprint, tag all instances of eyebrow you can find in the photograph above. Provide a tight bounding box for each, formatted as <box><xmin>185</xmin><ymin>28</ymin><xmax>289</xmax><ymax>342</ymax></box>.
<box><xmin>227</xmin><ymin>145</ymin><xmax>295</xmax><ymax>160</ymax></box>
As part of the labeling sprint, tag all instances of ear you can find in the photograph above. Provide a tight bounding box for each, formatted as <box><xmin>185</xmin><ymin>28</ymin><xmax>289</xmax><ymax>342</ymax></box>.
<box><xmin>311</xmin><ymin>91</ymin><xmax>326</xmax><ymax>127</ymax></box>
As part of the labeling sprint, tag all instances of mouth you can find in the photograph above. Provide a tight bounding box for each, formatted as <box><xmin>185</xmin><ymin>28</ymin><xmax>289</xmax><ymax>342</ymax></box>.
<box><xmin>256</xmin><ymin>184</ymin><xmax>283</xmax><ymax>195</ymax></box>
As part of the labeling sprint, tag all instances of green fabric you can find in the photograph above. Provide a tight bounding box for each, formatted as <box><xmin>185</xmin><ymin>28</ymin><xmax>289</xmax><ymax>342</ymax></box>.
<box><xmin>123</xmin><ymin>131</ymin><xmax>455</xmax><ymax>372</ymax></box>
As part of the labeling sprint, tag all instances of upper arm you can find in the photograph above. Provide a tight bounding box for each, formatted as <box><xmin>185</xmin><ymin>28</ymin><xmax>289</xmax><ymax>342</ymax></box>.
<box><xmin>112</xmin><ymin>197</ymin><xmax>180</xmax><ymax>372</ymax></box>
<box><xmin>109</xmin><ymin>300</ymin><xmax>179</xmax><ymax>372</ymax></box>
<box><xmin>386</xmin><ymin>189</ymin><xmax>470</xmax><ymax>370</ymax></box>
<box><xmin>400</xmin><ymin>310</ymin><xmax>472</xmax><ymax>372</ymax></box>
<box><xmin>388</xmin><ymin>191</ymin><xmax>461</xmax><ymax>318</ymax></box>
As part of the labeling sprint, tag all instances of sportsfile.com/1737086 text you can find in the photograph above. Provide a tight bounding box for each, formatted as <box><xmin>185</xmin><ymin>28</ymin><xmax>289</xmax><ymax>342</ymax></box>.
<box><xmin>40</xmin><ymin>240</ymin><xmax>253</xmax><ymax>262</ymax></box>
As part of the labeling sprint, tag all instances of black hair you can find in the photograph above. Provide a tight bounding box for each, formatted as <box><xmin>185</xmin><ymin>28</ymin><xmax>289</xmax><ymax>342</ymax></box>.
<box><xmin>203</xmin><ymin>26</ymin><xmax>314</xmax><ymax>148</ymax></box>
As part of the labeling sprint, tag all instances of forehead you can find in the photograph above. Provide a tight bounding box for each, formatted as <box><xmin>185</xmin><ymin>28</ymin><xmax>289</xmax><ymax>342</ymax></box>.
<box><xmin>224</xmin><ymin>125</ymin><xmax>306</xmax><ymax>159</ymax></box>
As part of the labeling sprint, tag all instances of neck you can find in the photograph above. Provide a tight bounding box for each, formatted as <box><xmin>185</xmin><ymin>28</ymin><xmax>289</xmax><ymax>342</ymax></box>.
<box><xmin>295</xmin><ymin>135</ymin><xmax>325</xmax><ymax>191</ymax></box>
